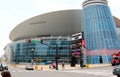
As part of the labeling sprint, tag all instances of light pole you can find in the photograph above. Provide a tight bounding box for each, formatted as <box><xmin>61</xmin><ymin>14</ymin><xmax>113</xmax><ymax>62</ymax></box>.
<box><xmin>31</xmin><ymin>48</ymin><xmax>34</xmax><ymax>65</ymax></box>
<box><xmin>55</xmin><ymin>44</ymin><xmax>58</xmax><ymax>70</ymax></box>
<box><xmin>40</xmin><ymin>38</ymin><xmax>59</xmax><ymax>70</ymax></box>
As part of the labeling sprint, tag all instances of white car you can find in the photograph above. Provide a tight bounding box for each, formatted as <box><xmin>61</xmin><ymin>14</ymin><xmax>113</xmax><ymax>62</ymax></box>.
<box><xmin>25</xmin><ymin>65</ymin><xmax>34</xmax><ymax>70</ymax></box>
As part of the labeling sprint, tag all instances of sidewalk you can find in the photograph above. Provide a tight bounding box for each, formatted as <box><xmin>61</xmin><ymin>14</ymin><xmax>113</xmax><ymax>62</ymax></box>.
<box><xmin>14</xmin><ymin>63</ymin><xmax>111</xmax><ymax>71</ymax></box>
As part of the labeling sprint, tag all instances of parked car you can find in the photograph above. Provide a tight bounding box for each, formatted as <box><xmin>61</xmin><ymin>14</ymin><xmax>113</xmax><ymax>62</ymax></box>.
<box><xmin>0</xmin><ymin>63</ymin><xmax>8</xmax><ymax>71</ymax></box>
<box><xmin>25</xmin><ymin>65</ymin><xmax>34</xmax><ymax>70</ymax></box>
<box><xmin>45</xmin><ymin>61</ymin><xmax>52</xmax><ymax>65</ymax></box>
<box><xmin>113</xmin><ymin>65</ymin><xmax>120</xmax><ymax>77</ymax></box>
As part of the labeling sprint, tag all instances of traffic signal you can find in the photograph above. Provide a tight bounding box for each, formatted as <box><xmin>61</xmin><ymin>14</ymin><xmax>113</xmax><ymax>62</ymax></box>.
<box><xmin>26</xmin><ymin>38</ymin><xmax>31</xmax><ymax>43</ymax></box>
<box><xmin>82</xmin><ymin>32</ymin><xmax>84</xmax><ymax>39</ymax></box>
<box><xmin>35</xmin><ymin>57</ymin><xmax>40</xmax><ymax>62</ymax></box>
<box><xmin>55</xmin><ymin>56</ymin><xmax>60</xmax><ymax>59</ymax></box>
<box><xmin>40</xmin><ymin>38</ymin><xmax>43</xmax><ymax>43</ymax></box>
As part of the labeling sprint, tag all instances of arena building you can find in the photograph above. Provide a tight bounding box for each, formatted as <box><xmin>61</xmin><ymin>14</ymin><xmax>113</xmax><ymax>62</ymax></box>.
<box><xmin>4</xmin><ymin>9</ymin><xmax>120</xmax><ymax>64</ymax></box>
<box><xmin>5</xmin><ymin>10</ymin><xmax>82</xmax><ymax>64</ymax></box>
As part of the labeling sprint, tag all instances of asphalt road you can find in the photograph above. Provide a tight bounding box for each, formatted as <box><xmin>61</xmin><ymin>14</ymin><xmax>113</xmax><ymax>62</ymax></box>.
<box><xmin>0</xmin><ymin>66</ymin><xmax>117</xmax><ymax>77</ymax></box>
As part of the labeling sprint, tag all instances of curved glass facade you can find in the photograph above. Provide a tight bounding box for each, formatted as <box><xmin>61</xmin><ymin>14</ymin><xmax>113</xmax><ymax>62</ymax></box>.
<box><xmin>82</xmin><ymin>0</ymin><xmax>120</xmax><ymax>50</ymax></box>
<box><xmin>82</xmin><ymin>0</ymin><xmax>120</xmax><ymax>64</ymax></box>
<box><xmin>11</xmin><ymin>36</ymin><xmax>71</xmax><ymax>64</ymax></box>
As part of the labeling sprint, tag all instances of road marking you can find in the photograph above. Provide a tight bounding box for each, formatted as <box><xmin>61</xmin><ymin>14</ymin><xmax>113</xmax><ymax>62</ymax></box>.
<box><xmin>60</xmin><ymin>69</ymin><xmax>115</xmax><ymax>77</ymax></box>
<box><xmin>12</xmin><ymin>71</ymin><xmax>16</xmax><ymax>72</ymax></box>
<box><xmin>110</xmin><ymin>76</ymin><xmax>117</xmax><ymax>77</ymax></box>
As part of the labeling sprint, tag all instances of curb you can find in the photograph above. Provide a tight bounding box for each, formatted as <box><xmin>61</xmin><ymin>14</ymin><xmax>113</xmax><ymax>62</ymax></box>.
<box><xmin>14</xmin><ymin>64</ymin><xmax>111</xmax><ymax>70</ymax></box>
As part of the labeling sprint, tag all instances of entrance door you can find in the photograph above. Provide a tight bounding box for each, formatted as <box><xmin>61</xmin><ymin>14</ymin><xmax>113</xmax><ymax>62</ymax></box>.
<box><xmin>70</xmin><ymin>56</ymin><xmax>75</xmax><ymax>67</ymax></box>
<box><xmin>99</xmin><ymin>56</ymin><xmax>103</xmax><ymax>63</ymax></box>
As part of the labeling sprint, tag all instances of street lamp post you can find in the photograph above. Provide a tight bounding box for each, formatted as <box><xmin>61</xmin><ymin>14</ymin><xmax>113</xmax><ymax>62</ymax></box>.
<box><xmin>31</xmin><ymin>48</ymin><xmax>34</xmax><ymax>65</ymax></box>
<box><xmin>40</xmin><ymin>38</ymin><xmax>59</xmax><ymax>70</ymax></box>
<box><xmin>55</xmin><ymin>44</ymin><xmax>58</xmax><ymax>70</ymax></box>
<box><xmin>80</xmin><ymin>46</ymin><xmax>86</xmax><ymax>68</ymax></box>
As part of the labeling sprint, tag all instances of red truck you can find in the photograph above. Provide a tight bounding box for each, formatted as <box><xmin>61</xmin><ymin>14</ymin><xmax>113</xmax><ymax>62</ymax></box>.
<box><xmin>111</xmin><ymin>52</ymin><xmax>120</xmax><ymax>66</ymax></box>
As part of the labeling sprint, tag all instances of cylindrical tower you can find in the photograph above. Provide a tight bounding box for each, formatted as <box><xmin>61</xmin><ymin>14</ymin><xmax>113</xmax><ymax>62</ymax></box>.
<box><xmin>82</xmin><ymin>0</ymin><xmax>120</xmax><ymax>50</ymax></box>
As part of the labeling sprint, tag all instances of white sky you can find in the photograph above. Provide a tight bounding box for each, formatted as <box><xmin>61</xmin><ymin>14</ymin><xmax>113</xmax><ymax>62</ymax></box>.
<box><xmin>0</xmin><ymin>0</ymin><xmax>120</xmax><ymax>57</ymax></box>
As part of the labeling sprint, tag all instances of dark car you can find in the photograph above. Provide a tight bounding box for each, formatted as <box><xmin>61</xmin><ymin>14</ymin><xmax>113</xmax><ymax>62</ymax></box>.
<box><xmin>0</xmin><ymin>63</ymin><xmax>8</xmax><ymax>71</ymax></box>
<box><xmin>113</xmin><ymin>65</ymin><xmax>120</xmax><ymax>77</ymax></box>
<box><xmin>25</xmin><ymin>65</ymin><xmax>34</xmax><ymax>70</ymax></box>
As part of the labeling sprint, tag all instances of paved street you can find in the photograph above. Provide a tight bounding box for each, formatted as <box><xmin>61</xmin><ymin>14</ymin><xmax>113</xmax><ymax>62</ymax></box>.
<box><xmin>1</xmin><ymin>66</ymin><xmax>117</xmax><ymax>77</ymax></box>
<box><xmin>60</xmin><ymin>67</ymin><xmax>116</xmax><ymax>77</ymax></box>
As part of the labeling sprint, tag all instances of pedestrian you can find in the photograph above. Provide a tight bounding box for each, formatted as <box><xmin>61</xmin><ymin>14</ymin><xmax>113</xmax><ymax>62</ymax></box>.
<box><xmin>49</xmin><ymin>64</ymin><xmax>51</xmax><ymax>69</ymax></box>
<box><xmin>1</xmin><ymin>70</ymin><xmax>12</xmax><ymax>77</ymax></box>
<box><xmin>62</xmin><ymin>62</ymin><xmax>65</xmax><ymax>69</ymax></box>
<box><xmin>52</xmin><ymin>62</ymin><xmax>55</xmax><ymax>69</ymax></box>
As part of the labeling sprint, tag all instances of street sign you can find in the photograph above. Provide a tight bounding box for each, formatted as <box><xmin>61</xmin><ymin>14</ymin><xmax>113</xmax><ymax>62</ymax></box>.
<box><xmin>35</xmin><ymin>57</ymin><xmax>40</xmax><ymax>62</ymax></box>
<box><xmin>32</xmin><ymin>40</ymin><xmax>39</xmax><ymax>43</ymax></box>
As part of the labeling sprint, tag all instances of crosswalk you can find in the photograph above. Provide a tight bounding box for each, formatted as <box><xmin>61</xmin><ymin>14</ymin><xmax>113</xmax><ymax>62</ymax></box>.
<box><xmin>10</xmin><ymin>70</ymin><xmax>41</xmax><ymax>72</ymax></box>
<box><xmin>60</xmin><ymin>69</ymin><xmax>117</xmax><ymax>77</ymax></box>
<box><xmin>4</xmin><ymin>67</ymin><xmax>118</xmax><ymax>77</ymax></box>
<box><xmin>6</xmin><ymin>67</ymin><xmax>43</xmax><ymax>72</ymax></box>
<box><xmin>4</xmin><ymin>69</ymin><xmax>117</xmax><ymax>77</ymax></box>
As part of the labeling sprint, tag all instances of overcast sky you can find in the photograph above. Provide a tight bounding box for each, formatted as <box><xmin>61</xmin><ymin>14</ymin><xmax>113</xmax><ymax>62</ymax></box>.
<box><xmin>0</xmin><ymin>0</ymin><xmax>120</xmax><ymax>56</ymax></box>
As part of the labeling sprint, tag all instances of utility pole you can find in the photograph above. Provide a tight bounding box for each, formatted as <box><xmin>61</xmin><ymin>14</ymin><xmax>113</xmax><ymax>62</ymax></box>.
<box><xmin>40</xmin><ymin>38</ymin><xmax>59</xmax><ymax>70</ymax></box>
<box><xmin>55</xmin><ymin>44</ymin><xmax>58</xmax><ymax>70</ymax></box>
<box><xmin>31</xmin><ymin>48</ymin><xmax>34</xmax><ymax>65</ymax></box>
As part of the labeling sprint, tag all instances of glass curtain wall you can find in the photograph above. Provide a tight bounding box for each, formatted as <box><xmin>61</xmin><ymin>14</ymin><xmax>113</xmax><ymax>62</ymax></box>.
<box><xmin>82</xmin><ymin>0</ymin><xmax>120</xmax><ymax>64</ymax></box>
<box><xmin>12</xmin><ymin>37</ymin><xmax>70</xmax><ymax>64</ymax></box>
